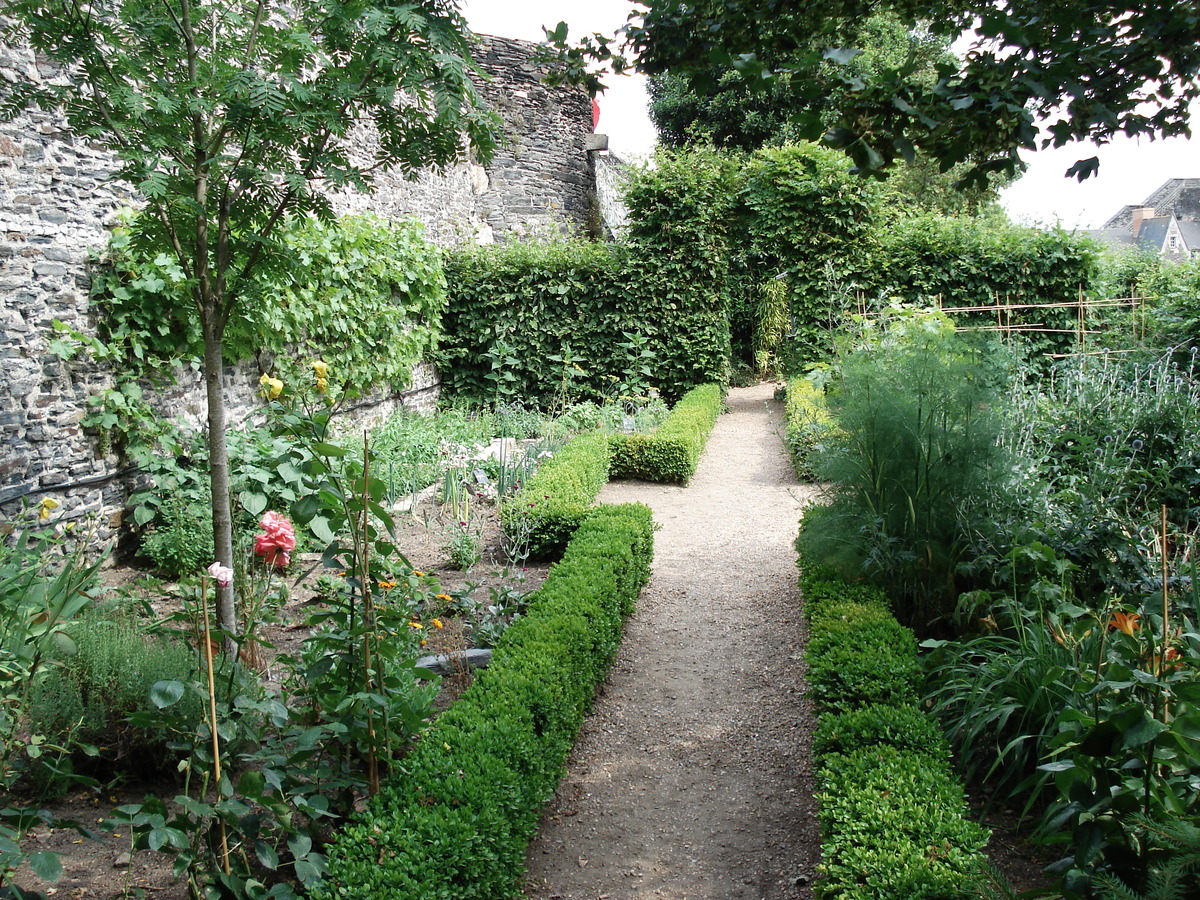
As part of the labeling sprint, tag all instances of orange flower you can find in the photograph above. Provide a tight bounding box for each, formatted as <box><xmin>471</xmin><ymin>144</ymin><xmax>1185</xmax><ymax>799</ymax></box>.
<box><xmin>435</xmin><ymin>593</ymin><xmax>452</xmax><ymax>603</ymax></box>
<box><xmin>432</xmin><ymin>618</ymin><xmax>444</xmax><ymax>629</ymax></box>
<box><xmin>413</xmin><ymin>570</ymin><xmax>426</xmax><ymax>577</ymax></box>
<box><xmin>1109</xmin><ymin>610</ymin><xmax>1141</xmax><ymax>636</ymax></box>
<box><xmin>378</xmin><ymin>581</ymin><xmax>397</xmax><ymax>591</ymax></box>
<box><xmin>409</xmin><ymin>621</ymin><xmax>423</xmax><ymax>630</ymax></box>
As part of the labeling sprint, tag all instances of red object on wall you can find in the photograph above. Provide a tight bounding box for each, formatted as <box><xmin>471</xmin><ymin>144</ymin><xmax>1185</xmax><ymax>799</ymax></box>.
<box><xmin>592</xmin><ymin>98</ymin><xmax>600</xmax><ymax>130</ymax></box>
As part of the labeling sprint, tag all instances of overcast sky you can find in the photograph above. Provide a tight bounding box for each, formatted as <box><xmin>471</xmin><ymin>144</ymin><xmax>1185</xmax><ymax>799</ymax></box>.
<box><xmin>461</xmin><ymin>0</ymin><xmax>1200</xmax><ymax>230</ymax></box>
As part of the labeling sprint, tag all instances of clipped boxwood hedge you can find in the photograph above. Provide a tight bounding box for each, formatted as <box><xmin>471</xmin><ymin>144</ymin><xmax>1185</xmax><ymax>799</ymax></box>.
<box><xmin>608</xmin><ymin>383</ymin><xmax>723</xmax><ymax>485</ymax></box>
<box><xmin>783</xmin><ymin>376</ymin><xmax>834</xmax><ymax>481</ymax></box>
<box><xmin>799</xmin><ymin>527</ymin><xmax>989</xmax><ymax>899</ymax></box>
<box><xmin>317</xmin><ymin>503</ymin><xmax>654</xmax><ymax>900</ymax></box>
<box><xmin>499</xmin><ymin>430</ymin><xmax>612</xmax><ymax>559</ymax></box>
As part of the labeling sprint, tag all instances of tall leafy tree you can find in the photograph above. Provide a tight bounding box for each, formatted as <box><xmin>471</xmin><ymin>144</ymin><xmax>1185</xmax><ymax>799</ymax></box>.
<box><xmin>644</xmin><ymin>13</ymin><xmax>1005</xmax><ymax>214</ymax></box>
<box><xmin>1</xmin><ymin>0</ymin><xmax>499</xmax><ymax>636</ymax></box>
<box><xmin>548</xmin><ymin>0</ymin><xmax>1200</xmax><ymax>187</ymax></box>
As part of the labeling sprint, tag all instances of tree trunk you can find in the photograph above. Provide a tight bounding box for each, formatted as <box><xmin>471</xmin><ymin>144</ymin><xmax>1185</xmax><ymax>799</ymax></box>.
<box><xmin>202</xmin><ymin>317</ymin><xmax>237</xmax><ymax>640</ymax></box>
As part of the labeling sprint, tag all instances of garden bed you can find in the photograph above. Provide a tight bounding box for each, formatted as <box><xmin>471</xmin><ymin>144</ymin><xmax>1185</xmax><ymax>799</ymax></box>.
<box><xmin>6</xmin><ymin>485</ymin><xmax>551</xmax><ymax>900</ymax></box>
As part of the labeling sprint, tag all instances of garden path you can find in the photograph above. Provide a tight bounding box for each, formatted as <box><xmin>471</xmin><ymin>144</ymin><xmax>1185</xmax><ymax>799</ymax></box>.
<box><xmin>523</xmin><ymin>382</ymin><xmax>823</xmax><ymax>900</ymax></box>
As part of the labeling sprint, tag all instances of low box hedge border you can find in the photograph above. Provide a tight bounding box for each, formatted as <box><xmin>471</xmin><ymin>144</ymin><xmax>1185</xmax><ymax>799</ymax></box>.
<box><xmin>499</xmin><ymin>430</ymin><xmax>612</xmax><ymax>560</ymax></box>
<box><xmin>608</xmin><ymin>383</ymin><xmax>724</xmax><ymax>485</ymax></box>
<box><xmin>316</xmin><ymin>502</ymin><xmax>654</xmax><ymax>900</ymax></box>
<box><xmin>799</xmin><ymin>543</ymin><xmax>990</xmax><ymax>900</ymax></box>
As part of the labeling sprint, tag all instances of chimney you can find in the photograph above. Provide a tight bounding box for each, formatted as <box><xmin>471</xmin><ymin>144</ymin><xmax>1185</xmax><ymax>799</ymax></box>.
<box><xmin>1131</xmin><ymin>206</ymin><xmax>1157</xmax><ymax>236</ymax></box>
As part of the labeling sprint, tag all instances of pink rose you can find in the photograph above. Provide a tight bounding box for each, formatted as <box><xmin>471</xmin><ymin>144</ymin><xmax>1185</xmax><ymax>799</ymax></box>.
<box><xmin>206</xmin><ymin>561</ymin><xmax>234</xmax><ymax>587</ymax></box>
<box><xmin>254</xmin><ymin>511</ymin><xmax>296</xmax><ymax>568</ymax></box>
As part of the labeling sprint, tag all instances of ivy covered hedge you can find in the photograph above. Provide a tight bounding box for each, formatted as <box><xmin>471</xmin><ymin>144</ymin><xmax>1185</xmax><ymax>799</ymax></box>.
<box><xmin>609</xmin><ymin>383</ymin><xmax>724</xmax><ymax>484</ymax></box>
<box><xmin>317</xmin><ymin>503</ymin><xmax>654</xmax><ymax>900</ymax></box>
<box><xmin>499</xmin><ymin>431</ymin><xmax>612</xmax><ymax>560</ymax></box>
<box><xmin>800</xmin><ymin>540</ymin><xmax>990</xmax><ymax>899</ymax></box>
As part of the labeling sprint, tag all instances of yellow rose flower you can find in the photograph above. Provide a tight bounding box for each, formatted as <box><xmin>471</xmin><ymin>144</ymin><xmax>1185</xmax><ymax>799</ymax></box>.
<box><xmin>38</xmin><ymin>497</ymin><xmax>60</xmax><ymax>522</ymax></box>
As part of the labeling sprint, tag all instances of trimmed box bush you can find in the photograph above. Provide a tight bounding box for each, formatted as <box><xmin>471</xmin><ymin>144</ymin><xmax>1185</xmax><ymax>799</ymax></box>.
<box><xmin>816</xmin><ymin>746</ymin><xmax>990</xmax><ymax>900</ymax></box>
<box><xmin>317</xmin><ymin>503</ymin><xmax>654</xmax><ymax>900</ymax></box>
<box><xmin>608</xmin><ymin>383</ymin><xmax>723</xmax><ymax>485</ymax></box>
<box><xmin>799</xmin><ymin>519</ymin><xmax>990</xmax><ymax>899</ymax></box>
<box><xmin>499</xmin><ymin>430</ymin><xmax>612</xmax><ymax>559</ymax></box>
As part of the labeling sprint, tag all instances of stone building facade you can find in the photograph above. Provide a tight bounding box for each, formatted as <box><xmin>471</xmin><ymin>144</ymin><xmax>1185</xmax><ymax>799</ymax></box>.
<box><xmin>0</xmin><ymin>32</ymin><xmax>603</xmax><ymax>536</ymax></box>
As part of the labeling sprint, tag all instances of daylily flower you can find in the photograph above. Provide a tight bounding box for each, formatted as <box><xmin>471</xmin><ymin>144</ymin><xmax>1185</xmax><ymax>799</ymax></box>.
<box><xmin>1109</xmin><ymin>610</ymin><xmax>1141</xmax><ymax>636</ymax></box>
<box><xmin>254</xmin><ymin>511</ymin><xmax>296</xmax><ymax>568</ymax></box>
<box><xmin>206</xmin><ymin>561</ymin><xmax>234</xmax><ymax>587</ymax></box>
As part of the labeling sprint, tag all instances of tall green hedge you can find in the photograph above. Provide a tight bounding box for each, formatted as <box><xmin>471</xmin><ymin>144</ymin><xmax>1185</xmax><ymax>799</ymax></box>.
<box><xmin>317</xmin><ymin>503</ymin><xmax>654</xmax><ymax>900</ymax></box>
<box><xmin>437</xmin><ymin>152</ymin><xmax>737</xmax><ymax>408</ymax></box>
<box><xmin>867</xmin><ymin>215</ymin><xmax>1101</xmax><ymax>357</ymax></box>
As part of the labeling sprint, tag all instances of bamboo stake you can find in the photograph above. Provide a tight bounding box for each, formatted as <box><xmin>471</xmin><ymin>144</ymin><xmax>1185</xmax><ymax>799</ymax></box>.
<box><xmin>1162</xmin><ymin>505</ymin><xmax>1172</xmax><ymax>726</ymax></box>
<box><xmin>200</xmin><ymin>579</ymin><xmax>231</xmax><ymax>876</ymax></box>
<box><xmin>362</xmin><ymin>430</ymin><xmax>379</xmax><ymax>796</ymax></box>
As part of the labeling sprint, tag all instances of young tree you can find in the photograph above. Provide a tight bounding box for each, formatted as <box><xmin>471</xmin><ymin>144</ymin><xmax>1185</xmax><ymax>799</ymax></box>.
<box><xmin>1</xmin><ymin>0</ymin><xmax>499</xmax><ymax>637</ymax></box>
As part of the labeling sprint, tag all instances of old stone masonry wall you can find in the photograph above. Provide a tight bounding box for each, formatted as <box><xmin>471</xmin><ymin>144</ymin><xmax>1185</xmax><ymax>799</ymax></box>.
<box><xmin>0</xmin><ymin>32</ymin><xmax>599</xmax><ymax>539</ymax></box>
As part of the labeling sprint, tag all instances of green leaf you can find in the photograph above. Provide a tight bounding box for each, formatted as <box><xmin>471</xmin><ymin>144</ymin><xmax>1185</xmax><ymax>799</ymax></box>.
<box><xmin>255</xmin><ymin>840</ymin><xmax>280</xmax><ymax>870</ymax></box>
<box><xmin>27</xmin><ymin>850</ymin><xmax>64</xmax><ymax>882</ymax></box>
<box><xmin>240</xmin><ymin>490</ymin><xmax>268</xmax><ymax>517</ymax></box>
<box><xmin>309</xmin><ymin>515</ymin><xmax>336</xmax><ymax>544</ymax></box>
<box><xmin>150</xmin><ymin>680</ymin><xmax>186</xmax><ymax>709</ymax></box>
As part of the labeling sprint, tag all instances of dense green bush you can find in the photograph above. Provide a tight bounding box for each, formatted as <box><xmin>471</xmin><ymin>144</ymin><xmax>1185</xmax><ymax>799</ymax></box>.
<box><xmin>812</xmin><ymin>704</ymin><xmax>948</xmax><ymax>760</ymax></box>
<box><xmin>783</xmin><ymin>377</ymin><xmax>833</xmax><ymax>481</ymax></box>
<box><xmin>499</xmin><ymin>431</ymin><xmax>612</xmax><ymax>559</ymax></box>
<box><xmin>800</xmin><ymin>533</ymin><xmax>990</xmax><ymax>900</ymax></box>
<box><xmin>608</xmin><ymin>383</ymin><xmax>724</xmax><ymax>484</ymax></box>
<box><xmin>806</xmin><ymin>598</ymin><xmax>922</xmax><ymax>714</ymax></box>
<box><xmin>317</xmin><ymin>503</ymin><xmax>654</xmax><ymax>900</ymax></box>
<box><xmin>816</xmin><ymin>746</ymin><xmax>990</xmax><ymax>900</ymax></box>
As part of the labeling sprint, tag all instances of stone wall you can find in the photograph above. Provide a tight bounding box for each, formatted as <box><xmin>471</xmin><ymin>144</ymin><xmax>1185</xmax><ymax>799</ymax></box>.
<box><xmin>0</xmin><ymin>32</ymin><xmax>598</xmax><ymax>536</ymax></box>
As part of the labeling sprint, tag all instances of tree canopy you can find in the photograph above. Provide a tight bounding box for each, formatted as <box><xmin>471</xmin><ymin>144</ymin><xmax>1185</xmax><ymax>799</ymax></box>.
<box><xmin>548</xmin><ymin>0</ymin><xmax>1200</xmax><ymax>186</ymax></box>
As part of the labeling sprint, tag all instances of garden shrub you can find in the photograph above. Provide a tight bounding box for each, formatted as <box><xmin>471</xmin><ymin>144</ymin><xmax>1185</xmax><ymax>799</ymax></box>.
<box><xmin>26</xmin><ymin>609</ymin><xmax>234</xmax><ymax>790</ymax></box>
<box><xmin>815</xmin><ymin>746</ymin><xmax>990</xmax><ymax>900</ymax></box>
<box><xmin>800</xmin><ymin>526</ymin><xmax>990</xmax><ymax>899</ymax></box>
<box><xmin>798</xmin><ymin>314</ymin><xmax>1009</xmax><ymax>635</ymax></box>
<box><xmin>317</xmin><ymin>503</ymin><xmax>654</xmax><ymax>900</ymax></box>
<box><xmin>812</xmin><ymin>705</ymin><xmax>949</xmax><ymax>760</ymax></box>
<box><xmin>499</xmin><ymin>431</ymin><xmax>612</xmax><ymax>560</ymax></box>
<box><xmin>608</xmin><ymin>383</ymin><xmax>724</xmax><ymax>484</ymax></box>
<box><xmin>783</xmin><ymin>377</ymin><xmax>833</xmax><ymax>481</ymax></box>
<box><xmin>806</xmin><ymin>616</ymin><xmax>921</xmax><ymax>714</ymax></box>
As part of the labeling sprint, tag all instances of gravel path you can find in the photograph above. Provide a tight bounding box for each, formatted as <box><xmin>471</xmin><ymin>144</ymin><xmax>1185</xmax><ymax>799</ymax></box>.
<box><xmin>524</xmin><ymin>382</ymin><xmax>823</xmax><ymax>900</ymax></box>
